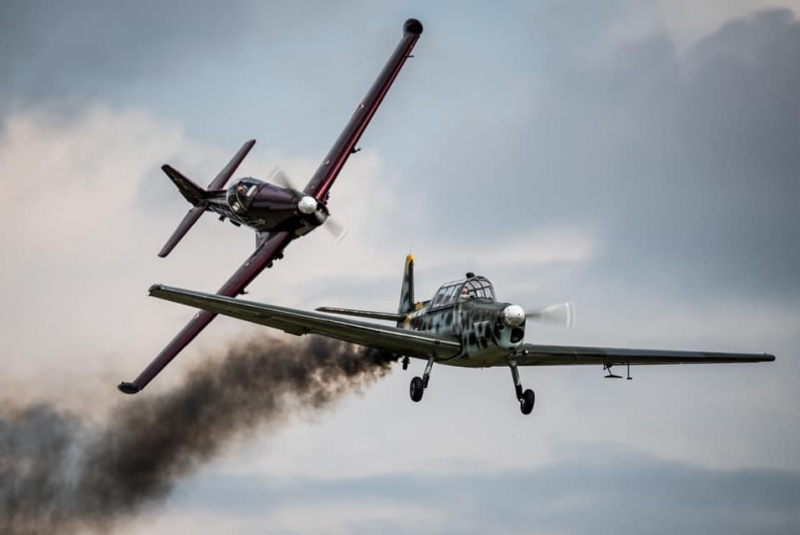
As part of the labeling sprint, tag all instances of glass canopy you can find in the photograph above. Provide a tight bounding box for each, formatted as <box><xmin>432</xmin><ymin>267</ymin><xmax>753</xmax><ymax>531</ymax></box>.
<box><xmin>429</xmin><ymin>276</ymin><xmax>495</xmax><ymax>309</ymax></box>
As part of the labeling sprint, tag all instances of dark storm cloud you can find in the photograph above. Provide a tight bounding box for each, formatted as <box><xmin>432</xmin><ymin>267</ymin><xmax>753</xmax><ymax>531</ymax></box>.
<box><xmin>172</xmin><ymin>450</ymin><xmax>800</xmax><ymax>534</ymax></box>
<box><xmin>416</xmin><ymin>8</ymin><xmax>800</xmax><ymax>304</ymax></box>
<box><xmin>0</xmin><ymin>0</ymin><xmax>334</xmax><ymax>109</ymax></box>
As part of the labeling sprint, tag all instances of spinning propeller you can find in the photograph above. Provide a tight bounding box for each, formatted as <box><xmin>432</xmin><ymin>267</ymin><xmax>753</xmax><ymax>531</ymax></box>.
<box><xmin>269</xmin><ymin>168</ymin><xmax>348</xmax><ymax>241</ymax></box>
<box><xmin>502</xmin><ymin>302</ymin><xmax>575</xmax><ymax>327</ymax></box>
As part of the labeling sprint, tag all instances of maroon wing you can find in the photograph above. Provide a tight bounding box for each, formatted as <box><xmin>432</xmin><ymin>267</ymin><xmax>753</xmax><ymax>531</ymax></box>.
<box><xmin>302</xmin><ymin>18</ymin><xmax>423</xmax><ymax>201</ymax></box>
<box><xmin>118</xmin><ymin>230</ymin><xmax>293</xmax><ymax>394</ymax></box>
<box><xmin>208</xmin><ymin>139</ymin><xmax>256</xmax><ymax>191</ymax></box>
<box><xmin>158</xmin><ymin>206</ymin><xmax>205</xmax><ymax>258</ymax></box>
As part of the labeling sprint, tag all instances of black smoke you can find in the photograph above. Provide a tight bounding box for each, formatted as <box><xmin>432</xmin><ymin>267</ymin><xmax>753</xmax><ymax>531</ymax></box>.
<box><xmin>0</xmin><ymin>335</ymin><xmax>396</xmax><ymax>534</ymax></box>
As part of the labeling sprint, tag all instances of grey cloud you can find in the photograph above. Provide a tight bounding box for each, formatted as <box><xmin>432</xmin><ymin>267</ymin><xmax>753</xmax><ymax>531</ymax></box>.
<box><xmin>171</xmin><ymin>449</ymin><xmax>800</xmax><ymax>534</ymax></box>
<box><xmin>407</xmin><ymin>8</ymin><xmax>800</xmax><ymax>305</ymax></box>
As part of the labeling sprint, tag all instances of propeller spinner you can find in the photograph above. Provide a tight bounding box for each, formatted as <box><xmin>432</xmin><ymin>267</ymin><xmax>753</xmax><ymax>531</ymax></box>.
<box><xmin>270</xmin><ymin>167</ymin><xmax>348</xmax><ymax>240</ymax></box>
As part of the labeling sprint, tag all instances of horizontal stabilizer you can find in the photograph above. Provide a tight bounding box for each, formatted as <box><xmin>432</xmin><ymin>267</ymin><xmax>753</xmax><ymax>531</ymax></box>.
<box><xmin>316</xmin><ymin>306</ymin><xmax>406</xmax><ymax>322</ymax></box>
<box><xmin>162</xmin><ymin>165</ymin><xmax>207</xmax><ymax>207</ymax></box>
<box><xmin>207</xmin><ymin>139</ymin><xmax>256</xmax><ymax>190</ymax></box>
<box><xmin>159</xmin><ymin>206</ymin><xmax>205</xmax><ymax>258</ymax></box>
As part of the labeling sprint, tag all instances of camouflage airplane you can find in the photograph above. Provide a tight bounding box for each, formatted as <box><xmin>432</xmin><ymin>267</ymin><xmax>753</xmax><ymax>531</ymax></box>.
<box><xmin>146</xmin><ymin>255</ymin><xmax>775</xmax><ymax>414</ymax></box>
<box><xmin>118</xmin><ymin>19</ymin><xmax>424</xmax><ymax>394</ymax></box>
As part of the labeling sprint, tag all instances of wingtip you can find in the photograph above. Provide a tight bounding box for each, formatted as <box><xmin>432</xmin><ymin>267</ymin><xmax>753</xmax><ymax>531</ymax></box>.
<box><xmin>404</xmin><ymin>18</ymin><xmax>423</xmax><ymax>35</ymax></box>
<box><xmin>117</xmin><ymin>382</ymin><xmax>140</xmax><ymax>395</ymax></box>
<box><xmin>148</xmin><ymin>283</ymin><xmax>163</xmax><ymax>295</ymax></box>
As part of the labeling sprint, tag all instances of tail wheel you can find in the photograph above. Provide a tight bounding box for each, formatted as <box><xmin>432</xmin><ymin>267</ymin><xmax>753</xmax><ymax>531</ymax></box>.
<box><xmin>520</xmin><ymin>389</ymin><xmax>535</xmax><ymax>415</ymax></box>
<box><xmin>409</xmin><ymin>376</ymin><xmax>424</xmax><ymax>402</ymax></box>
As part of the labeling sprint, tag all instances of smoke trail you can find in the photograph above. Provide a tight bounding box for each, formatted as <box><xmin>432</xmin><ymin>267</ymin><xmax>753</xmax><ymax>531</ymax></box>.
<box><xmin>0</xmin><ymin>334</ymin><xmax>396</xmax><ymax>534</ymax></box>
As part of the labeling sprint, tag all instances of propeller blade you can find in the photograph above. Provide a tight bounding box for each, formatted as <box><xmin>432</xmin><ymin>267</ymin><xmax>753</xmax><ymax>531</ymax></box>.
<box><xmin>269</xmin><ymin>167</ymin><xmax>300</xmax><ymax>192</ymax></box>
<box><xmin>324</xmin><ymin>217</ymin><xmax>349</xmax><ymax>242</ymax></box>
<box><xmin>269</xmin><ymin>167</ymin><xmax>347</xmax><ymax>241</ymax></box>
<box><xmin>526</xmin><ymin>301</ymin><xmax>575</xmax><ymax>327</ymax></box>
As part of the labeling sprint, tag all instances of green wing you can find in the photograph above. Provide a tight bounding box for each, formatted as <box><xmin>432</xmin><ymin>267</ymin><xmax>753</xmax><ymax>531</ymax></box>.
<box><xmin>512</xmin><ymin>344</ymin><xmax>774</xmax><ymax>366</ymax></box>
<box><xmin>148</xmin><ymin>285</ymin><xmax>461</xmax><ymax>359</ymax></box>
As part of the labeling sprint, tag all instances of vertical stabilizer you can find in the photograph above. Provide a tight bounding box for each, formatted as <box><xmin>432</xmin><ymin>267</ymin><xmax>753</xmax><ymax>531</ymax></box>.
<box><xmin>398</xmin><ymin>254</ymin><xmax>415</xmax><ymax>316</ymax></box>
<box><xmin>157</xmin><ymin>139</ymin><xmax>255</xmax><ymax>258</ymax></box>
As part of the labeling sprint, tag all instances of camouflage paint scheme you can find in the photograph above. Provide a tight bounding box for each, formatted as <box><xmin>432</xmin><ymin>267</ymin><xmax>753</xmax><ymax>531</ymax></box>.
<box><xmin>398</xmin><ymin>256</ymin><xmax>527</xmax><ymax>368</ymax></box>
<box><xmin>148</xmin><ymin>255</ymin><xmax>775</xmax><ymax>414</ymax></box>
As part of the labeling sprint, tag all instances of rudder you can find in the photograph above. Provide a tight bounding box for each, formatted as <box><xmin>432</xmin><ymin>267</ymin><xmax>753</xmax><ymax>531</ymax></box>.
<box><xmin>398</xmin><ymin>254</ymin><xmax>415</xmax><ymax>316</ymax></box>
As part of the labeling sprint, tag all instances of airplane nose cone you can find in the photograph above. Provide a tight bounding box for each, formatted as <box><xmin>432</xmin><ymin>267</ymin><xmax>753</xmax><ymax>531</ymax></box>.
<box><xmin>503</xmin><ymin>305</ymin><xmax>526</xmax><ymax>327</ymax></box>
<box><xmin>298</xmin><ymin>196</ymin><xmax>317</xmax><ymax>214</ymax></box>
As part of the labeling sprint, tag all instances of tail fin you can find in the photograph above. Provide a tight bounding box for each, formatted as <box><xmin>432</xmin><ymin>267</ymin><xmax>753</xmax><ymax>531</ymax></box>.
<box><xmin>157</xmin><ymin>139</ymin><xmax>256</xmax><ymax>258</ymax></box>
<box><xmin>162</xmin><ymin>165</ymin><xmax>207</xmax><ymax>207</ymax></box>
<box><xmin>398</xmin><ymin>254</ymin><xmax>415</xmax><ymax>316</ymax></box>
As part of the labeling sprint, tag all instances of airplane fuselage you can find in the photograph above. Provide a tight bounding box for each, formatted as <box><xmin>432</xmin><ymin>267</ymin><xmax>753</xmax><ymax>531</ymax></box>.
<box><xmin>406</xmin><ymin>298</ymin><xmax>526</xmax><ymax>368</ymax></box>
<box><xmin>204</xmin><ymin>178</ymin><xmax>327</xmax><ymax>238</ymax></box>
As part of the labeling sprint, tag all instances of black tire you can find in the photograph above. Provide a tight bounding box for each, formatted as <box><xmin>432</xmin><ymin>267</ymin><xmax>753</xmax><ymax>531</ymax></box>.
<box><xmin>410</xmin><ymin>376</ymin><xmax>424</xmax><ymax>402</ymax></box>
<box><xmin>520</xmin><ymin>389</ymin><xmax>535</xmax><ymax>415</ymax></box>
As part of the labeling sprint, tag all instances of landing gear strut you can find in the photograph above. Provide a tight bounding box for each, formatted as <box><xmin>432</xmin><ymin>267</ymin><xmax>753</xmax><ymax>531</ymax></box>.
<box><xmin>409</xmin><ymin>357</ymin><xmax>434</xmax><ymax>403</ymax></box>
<box><xmin>509</xmin><ymin>360</ymin><xmax>535</xmax><ymax>415</ymax></box>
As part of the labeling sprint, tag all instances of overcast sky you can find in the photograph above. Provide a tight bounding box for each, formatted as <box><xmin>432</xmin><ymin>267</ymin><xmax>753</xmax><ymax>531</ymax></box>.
<box><xmin>1</xmin><ymin>1</ymin><xmax>799</xmax><ymax>533</ymax></box>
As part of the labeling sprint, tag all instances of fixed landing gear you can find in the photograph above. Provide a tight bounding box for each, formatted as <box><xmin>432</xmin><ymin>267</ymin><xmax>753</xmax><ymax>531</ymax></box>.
<box><xmin>409</xmin><ymin>357</ymin><xmax>435</xmax><ymax>403</ymax></box>
<box><xmin>509</xmin><ymin>360</ymin><xmax>535</xmax><ymax>415</ymax></box>
<box><xmin>410</xmin><ymin>376</ymin><xmax>424</xmax><ymax>402</ymax></box>
<box><xmin>520</xmin><ymin>389</ymin><xmax>535</xmax><ymax>415</ymax></box>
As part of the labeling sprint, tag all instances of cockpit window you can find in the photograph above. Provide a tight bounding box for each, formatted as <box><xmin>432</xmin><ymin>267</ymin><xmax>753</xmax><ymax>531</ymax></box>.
<box><xmin>227</xmin><ymin>178</ymin><xmax>261</xmax><ymax>213</ymax></box>
<box><xmin>461</xmin><ymin>277</ymin><xmax>495</xmax><ymax>300</ymax></box>
<box><xmin>430</xmin><ymin>276</ymin><xmax>495</xmax><ymax>309</ymax></box>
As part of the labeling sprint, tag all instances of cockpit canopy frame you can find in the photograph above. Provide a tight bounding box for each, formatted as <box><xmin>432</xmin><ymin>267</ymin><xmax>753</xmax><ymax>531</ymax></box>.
<box><xmin>429</xmin><ymin>276</ymin><xmax>495</xmax><ymax>310</ymax></box>
<box><xmin>226</xmin><ymin>178</ymin><xmax>263</xmax><ymax>214</ymax></box>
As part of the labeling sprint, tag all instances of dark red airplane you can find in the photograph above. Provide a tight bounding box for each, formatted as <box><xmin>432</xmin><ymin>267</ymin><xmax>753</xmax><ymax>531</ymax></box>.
<box><xmin>118</xmin><ymin>18</ymin><xmax>424</xmax><ymax>394</ymax></box>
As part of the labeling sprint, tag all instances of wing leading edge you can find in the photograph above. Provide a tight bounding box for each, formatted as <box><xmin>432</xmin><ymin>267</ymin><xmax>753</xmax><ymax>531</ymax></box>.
<box><xmin>513</xmin><ymin>344</ymin><xmax>775</xmax><ymax>367</ymax></box>
<box><xmin>147</xmin><ymin>285</ymin><xmax>461</xmax><ymax>359</ymax></box>
<box><xmin>302</xmin><ymin>18</ymin><xmax>423</xmax><ymax>201</ymax></box>
<box><xmin>118</xmin><ymin>231</ymin><xmax>293</xmax><ymax>394</ymax></box>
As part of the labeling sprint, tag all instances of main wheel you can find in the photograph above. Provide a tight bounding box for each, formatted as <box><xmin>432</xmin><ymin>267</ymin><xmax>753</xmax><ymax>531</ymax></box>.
<box><xmin>410</xmin><ymin>376</ymin><xmax>424</xmax><ymax>402</ymax></box>
<box><xmin>520</xmin><ymin>389</ymin><xmax>535</xmax><ymax>415</ymax></box>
